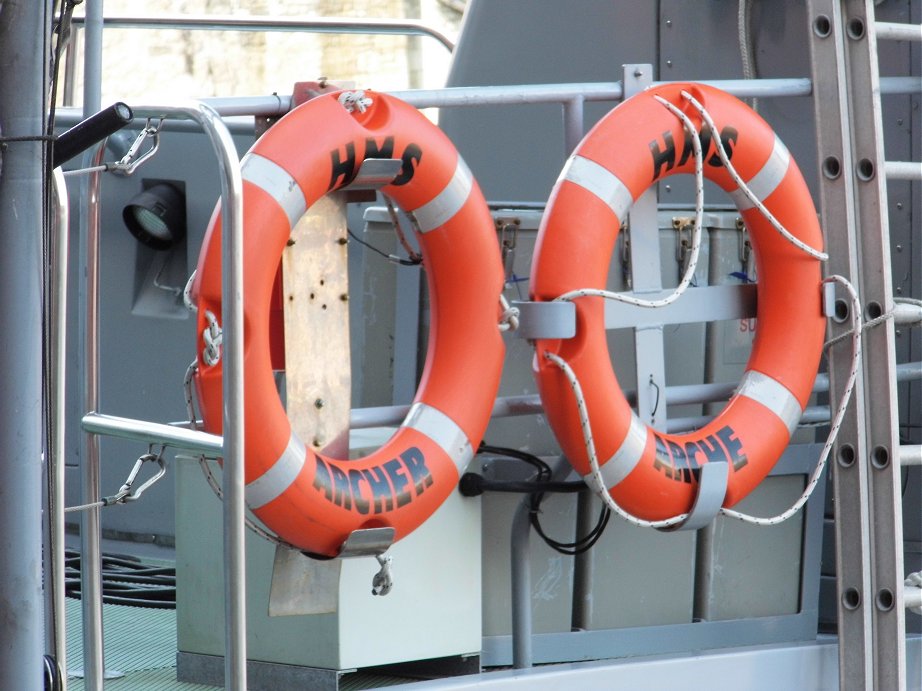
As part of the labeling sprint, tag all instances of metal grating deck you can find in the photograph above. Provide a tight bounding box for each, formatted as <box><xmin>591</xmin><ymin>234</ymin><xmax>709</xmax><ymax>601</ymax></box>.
<box><xmin>65</xmin><ymin>597</ymin><xmax>214</xmax><ymax>690</ymax></box>
<box><xmin>64</xmin><ymin>597</ymin><xmax>419</xmax><ymax>690</ymax></box>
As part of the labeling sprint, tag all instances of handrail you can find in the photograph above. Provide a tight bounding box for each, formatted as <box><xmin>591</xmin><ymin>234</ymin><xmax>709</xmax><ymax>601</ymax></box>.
<box><xmin>69</xmin><ymin>13</ymin><xmax>455</xmax><ymax>52</ymax></box>
<box><xmin>78</xmin><ymin>101</ymin><xmax>247</xmax><ymax>691</ymax></box>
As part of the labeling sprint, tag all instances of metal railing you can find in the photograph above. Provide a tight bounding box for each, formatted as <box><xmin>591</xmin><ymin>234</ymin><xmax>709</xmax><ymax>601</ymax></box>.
<box><xmin>69</xmin><ymin>74</ymin><xmax>922</xmax><ymax>689</ymax></box>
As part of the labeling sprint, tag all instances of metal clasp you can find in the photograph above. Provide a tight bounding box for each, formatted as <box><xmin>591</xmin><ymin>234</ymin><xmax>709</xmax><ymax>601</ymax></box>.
<box><xmin>113</xmin><ymin>450</ymin><xmax>167</xmax><ymax>504</ymax></box>
<box><xmin>110</xmin><ymin>117</ymin><xmax>163</xmax><ymax>176</ymax></box>
<box><xmin>496</xmin><ymin>217</ymin><xmax>520</xmax><ymax>285</ymax></box>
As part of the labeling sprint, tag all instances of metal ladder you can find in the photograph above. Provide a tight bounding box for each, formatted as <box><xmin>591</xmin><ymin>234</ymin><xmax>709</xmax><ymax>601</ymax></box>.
<box><xmin>807</xmin><ymin>1</ymin><xmax>920</xmax><ymax>688</ymax></box>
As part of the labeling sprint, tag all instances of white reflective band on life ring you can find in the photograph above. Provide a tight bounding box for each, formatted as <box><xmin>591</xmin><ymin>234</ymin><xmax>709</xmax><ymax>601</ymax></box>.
<box><xmin>403</xmin><ymin>402</ymin><xmax>473</xmax><ymax>473</ymax></box>
<box><xmin>411</xmin><ymin>157</ymin><xmax>474</xmax><ymax>233</ymax></box>
<box><xmin>241</xmin><ymin>153</ymin><xmax>308</xmax><ymax>230</ymax></box>
<box><xmin>245</xmin><ymin>431</ymin><xmax>307</xmax><ymax>509</ymax></box>
<box><xmin>560</xmin><ymin>155</ymin><xmax>633</xmax><ymax>222</ymax></box>
<box><xmin>728</xmin><ymin>136</ymin><xmax>790</xmax><ymax>210</ymax></box>
<box><xmin>736</xmin><ymin>370</ymin><xmax>803</xmax><ymax>436</ymax></box>
<box><xmin>587</xmin><ymin>412</ymin><xmax>647</xmax><ymax>489</ymax></box>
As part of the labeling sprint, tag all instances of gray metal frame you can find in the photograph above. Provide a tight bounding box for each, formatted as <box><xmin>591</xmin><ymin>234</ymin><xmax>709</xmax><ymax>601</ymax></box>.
<box><xmin>77</xmin><ymin>102</ymin><xmax>246</xmax><ymax>690</ymax></box>
<box><xmin>57</xmin><ymin>16</ymin><xmax>922</xmax><ymax>686</ymax></box>
<box><xmin>485</xmin><ymin>444</ymin><xmax>827</xmax><ymax>668</ymax></box>
<box><xmin>807</xmin><ymin>1</ymin><xmax>911</xmax><ymax>688</ymax></box>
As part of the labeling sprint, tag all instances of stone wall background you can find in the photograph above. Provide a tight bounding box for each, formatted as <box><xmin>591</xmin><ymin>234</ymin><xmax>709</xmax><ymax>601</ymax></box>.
<box><xmin>69</xmin><ymin>0</ymin><xmax>462</xmax><ymax>106</ymax></box>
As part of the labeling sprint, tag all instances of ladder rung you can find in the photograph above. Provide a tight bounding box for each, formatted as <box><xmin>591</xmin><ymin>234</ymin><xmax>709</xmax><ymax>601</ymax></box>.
<box><xmin>900</xmin><ymin>445</ymin><xmax>922</xmax><ymax>467</ymax></box>
<box><xmin>876</xmin><ymin>22</ymin><xmax>922</xmax><ymax>42</ymax></box>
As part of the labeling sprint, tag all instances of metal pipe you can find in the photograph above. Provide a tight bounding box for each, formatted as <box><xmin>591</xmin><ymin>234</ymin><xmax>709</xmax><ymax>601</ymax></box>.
<box><xmin>210</xmin><ymin>100</ymin><xmax>247</xmax><ymax>691</ymax></box>
<box><xmin>510</xmin><ymin>456</ymin><xmax>571</xmax><ymax>669</ymax></box>
<box><xmin>885</xmin><ymin>161</ymin><xmax>922</xmax><ymax>180</ymax></box>
<box><xmin>509</xmin><ymin>488</ymin><xmax>533</xmax><ymax>669</ymax></box>
<box><xmin>343</xmin><ymin>361</ymin><xmax>922</xmax><ymax>431</ymax></box>
<box><xmin>0</xmin><ymin>3</ymin><xmax>49</xmax><ymax>687</ymax></box>
<box><xmin>80</xmin><ymin>142</ymin><xmax>106</xmax><ymax>691</ymax></box>
<box><xmin>81</xmin><ymin>413</ymin><xmax>223</xmax><ymax>455</ymax></box>
<box><xmin>392</xmin><ymin>77</ymin><xmax>811</xmax><ymax>109</ymax></box>
<box><xmin>562</xmin><ymin>95</ymin><xmax>585</xmax><ymax>154</ymax></box>
<box><xmin>906</xmin><ymin>583</ymin><xmax>922</xmax><ymax>610</ymax></box>
<box><xmin>76</xmin><ymin>102</ymin><xmax>246</xmax><ymax>689</ymax></box>
<box><xmin>876</xmin><ymin>22</ymin><xmax>922</xmax><ymax>42</ymax></box>
<box><xmin>900</xmin><ymin>446</ymin><xmax>922</xmax><ymax>467</ymax></box>
<box><xmin>70</xmin><ymin>13</ymin><xmax>455</xmax><ymax>52</ymax></box>
<box><xmin>50</xmin><ymin>169</ymin><xmax>70</xmax><ymax>689</ymax></box>
<box><xmin>570</xmin><ymin>490</ymin><xmax>595</xmax><ymax>631</ymax></box>
<box><xmin>880</xmin><ymin>76</ymin><xmax>922</xmax><ymax>94</ymax></box>
<box><xmin>82</xmin><ymin>0</ymin><xmax>103</xmax><ymax>116</ymax></box>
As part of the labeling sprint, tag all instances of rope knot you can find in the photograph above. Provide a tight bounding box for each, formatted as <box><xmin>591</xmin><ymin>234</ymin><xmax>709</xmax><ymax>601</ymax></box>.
<box><xmin>338</xmin><ymin>90</ymin><xmax>374</xmax><ymax>114</ymax></box>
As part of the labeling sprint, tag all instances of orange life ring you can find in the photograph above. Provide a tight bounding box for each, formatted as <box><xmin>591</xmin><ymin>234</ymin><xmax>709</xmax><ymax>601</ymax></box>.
<box><xmin>193</xmin><ymin>91</ymin><xmax>505</xmax><ymax>557</ymax></box>
<box><xmin>530</xmin><ymin>83</ymin><xmax>825</xmax><ymax>521</ymax></box>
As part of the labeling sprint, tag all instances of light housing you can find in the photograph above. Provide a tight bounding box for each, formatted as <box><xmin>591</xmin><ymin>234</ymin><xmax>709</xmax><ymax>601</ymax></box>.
<box><xmin>122</xmin><ymin>182</ymin><xmax>186</xmax><ymax>250</ymax></box>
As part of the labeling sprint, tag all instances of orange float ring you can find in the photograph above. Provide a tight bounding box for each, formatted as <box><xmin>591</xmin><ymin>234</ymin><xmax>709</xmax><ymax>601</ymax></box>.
<box><xmin>530</xmin><ymin>83</ymin><xmax>825</xmax><ymax>522</ymax></box>
<box><xmin>193</xmin><ymin>91</ymin><xmax>505</xmax><ymax>557</ymax></box>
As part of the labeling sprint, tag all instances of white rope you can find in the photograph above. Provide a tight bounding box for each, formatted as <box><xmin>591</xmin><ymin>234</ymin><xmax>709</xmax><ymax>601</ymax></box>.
<box><xmin>338</xmin><ymin>90</ymin><xmax>373</xmax><ymax>113</ymax></box>
<box><xmin>543</xmin><ymin>91</ymin><xmax>869</xmax><ymax>529</ymax></box>
<box><xmin>182</xmin><ymin>271</ymin><xmax>197</xmax><ymax>313</ymax></box>
<box><xmin>720</xmin><ymin>275</ymin><xmax>861</xmax><ymax>525</ymax></box>
<box><xmin>546</xmin><ymin>274</ymin><xmax>863</xmax><ymax>529</ymax></box>
<box><xmin>554</xmin><ymin>96</ymin><xmax>705</xmax><ymax>309</ymax></box>
<box><xmin>182</xmin><ymin>360</ymin><xmax>297</xmax><ymax>550</ymax></box>
<box><xmin>544</xmin><ymin>351</ymin><xmax>688</xmax><ymax>529</ymax></box>
<box><xmin>679</xmin><ymin>90</ymin><xmax>829</xmax><ymax>261</ymax></box>
<box><xmin>201</xmin><ymin>309</ymin><xmax>222</xmax><ymax>366</ymax></box>
<box><xmin>498</xmin><ymin>293</ymin><xmax>520</xmax><ymax>332</ymax></box>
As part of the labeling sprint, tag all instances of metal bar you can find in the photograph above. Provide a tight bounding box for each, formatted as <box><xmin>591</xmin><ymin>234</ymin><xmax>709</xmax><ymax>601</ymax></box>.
<box><xmin>82</xmin><ymin>0</ymin><xmax>103</xmax><ymax>116</ymax></box>
<box><xmin>343</xmin><ymin>360</ymin><xmax>922</xmax><ymax>430</ymax></box>
<box><xmin>50</xmin><ymin>169</ymin><xmax>70</xmax><ymax>689</ymax></box>
<box><xmin>390</xmin><ymin>78</ymin><xmax>811</xmax><ymax>109</ymax></box>
<box><xmin>876</xmin><ymin>21</ymin><xmax>922</xmax><ymax>42</ymax></box>
<box><xmin>901</xmin><ymin>445</ymin><xmax>922</xmax><ymax>467</ymax></box>
<box><xmin>562</xmin><ymin>95</ymin><xmax>585</xmax><ymax>154</ymax></box>
<box><xmin>51</xmin><ymin>75</ymin><xmax>922</xmax><ymax>126</ymax></box>
<box><xmin>0</xmin><ymin>3</ymin><xmax>48</xmax><ymax>687</ymax></box>
<box><xmin>77</xmin><ymin>2</ymin><xmax>105</xmax><ymax>683</ymax></box>
<box><xmin>80</xmin><ymin>143</ymin><xmax>106</xmax><ymax>691</ymax></box>
<box><xmin>843</xmin><ymin>5</ymin><xmax>907</xmax><ymax>688</ymax></box>
<box><xmin>69</xmin><ymin>13</ymin><xmax>455</xmax><ymax>51</ymax></box>
<box><xmin>52</xmin><ymin>76</ymin><xmax>821</xmax><ymax>129</ymax></box>
<box><xmin>806</xmin><ymin>2</ymin><xmax>875</xmax><ymax>687</ymax></box>
<box><xmin>81</xmin><ymin>413</ymin><xmax>223</xmax><ymax>455</ymax></box>
<box><xmin>79</xmin><ymin>102</ymin><xmax>246</xmax><ymax>690</ymax></box>
<box><xmin>885</xmin><ymin>160</ymin><xmax>922</xmax><ymax>180</ymax></box>
<box><xmin>510</xmin><ymin>490</ymin><xmax>533</xmax><ymax>669</ymax></box>
<box><xmin>192</xmin><ymin>100</ymin><xmax>248</xmax><ymax>691</ymax></box>
<box><xmin>880</xmin><ymin>75</ymin><xmax>922</xmax><ymax>93</ymax></box>
<box><xmin>510</xmin><ymin>456</ymin><xmax>572</xmax><ymax>669</ymax></box>
<box><xmin>906</xmin><ymin>585</ymin><xmax>922</xmax><ymax>610</ymax></box>
<box><xmin>570</xmin><ymin>490</ymin><xmax>595</xmax><ymax>631</ymax></box>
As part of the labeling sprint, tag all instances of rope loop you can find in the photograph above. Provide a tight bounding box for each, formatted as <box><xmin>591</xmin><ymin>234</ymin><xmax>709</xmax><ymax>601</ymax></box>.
<box><xmin>202</xmin><ymin>309</ymin><xmax>223</xmax><ymax>366</ymax></box>
<box><xmin>338</xmin><ymin>90</ymin><xmax>374</xmax><ymax>113</ymax></box>
<box><xmin>372</xmin><ymin>554</ymin><xmax>394</xmax><ymax>596</ymax></box>
<box><xmin>498</xmin><ymin>294</ymin><xmax>520</xmax><ymax>332</ymax></box>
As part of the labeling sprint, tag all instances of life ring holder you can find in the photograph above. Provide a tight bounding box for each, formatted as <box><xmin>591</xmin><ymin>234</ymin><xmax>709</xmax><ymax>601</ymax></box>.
<box><xmin>192</xmin><ymin>90</ymin><xmax>506</xmax><ymax>558</ymax></box>
<box><xmin>525</xmin><ymin>83</ymin><xmax>828</xmax><ymax>530</ymax></box>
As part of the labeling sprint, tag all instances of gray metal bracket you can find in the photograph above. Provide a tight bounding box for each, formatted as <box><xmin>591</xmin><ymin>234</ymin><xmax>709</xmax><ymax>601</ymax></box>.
<box><xmin>511</xmin><ymin>300</ymin><xmax>576</xmax><ymax>339</ymax></box>
<box><xmin>347</xmin><ymin>158</ymin><xmax>402</xmax><ymax>191</ymax></box>
<box><xmin>337</xmin><ymin>526</ymin><xmax>396</xmax><ymax>558</ymax></box>
<box><xmin>659</xmin><ymin>460</ymin><xmax>729</xmax><ymax>532</ymax></box>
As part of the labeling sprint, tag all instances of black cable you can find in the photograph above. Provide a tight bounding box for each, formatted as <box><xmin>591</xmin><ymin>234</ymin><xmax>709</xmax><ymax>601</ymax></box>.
<box><xmin>346</xmin><ymin>227</ymin><xmax>421</xmax><ymax>266</ymax></box>
<box><xmin>473</xmin><ymin>443</ymin><xmax>611</xmax><ymax>556</ymax></box>
<box><xmin>64</xmin><ymin>550</ymin><xmax>176</xmax><ymax>609</ymax></box>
